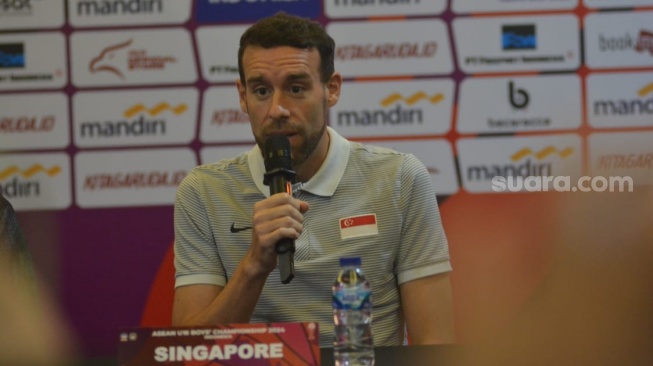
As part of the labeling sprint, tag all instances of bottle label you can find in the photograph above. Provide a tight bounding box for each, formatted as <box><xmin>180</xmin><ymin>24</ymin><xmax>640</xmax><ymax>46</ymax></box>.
<box><xmin>333</xmin><ymin>288</ymin><xmax>372</xmax><ymax>310</ymax></box>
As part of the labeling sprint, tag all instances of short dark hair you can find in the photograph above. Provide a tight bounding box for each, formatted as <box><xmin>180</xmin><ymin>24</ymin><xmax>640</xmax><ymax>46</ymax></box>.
<box><xmin>238</xmin><ymin>12</ymin><xmax>336</xmax><ymax>84</ymax></box>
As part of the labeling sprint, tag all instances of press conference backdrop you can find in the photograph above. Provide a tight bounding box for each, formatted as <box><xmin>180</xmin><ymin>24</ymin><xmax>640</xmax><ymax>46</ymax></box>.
<box><xmin>1</xmin><ymin>0</ymin><xmax>652</xmax><ymax>359</ymax></box>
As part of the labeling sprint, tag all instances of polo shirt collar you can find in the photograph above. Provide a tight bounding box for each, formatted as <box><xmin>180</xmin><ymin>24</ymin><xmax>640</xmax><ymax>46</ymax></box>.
<box><xmin>248</xmin><ymin>127</ymin><xmax>350</xmax><ymax>197</ymax></box>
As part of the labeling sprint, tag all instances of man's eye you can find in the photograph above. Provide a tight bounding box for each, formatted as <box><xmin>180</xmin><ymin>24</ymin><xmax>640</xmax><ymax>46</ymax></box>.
<box><xmin>254</xmin><ymin>88</ymin><xmax>269</xmax><ymax>97</ymax></box>
<box><xmin>289</xmin><ymin>86</ymin><xmax>304</xmax><ymax>94</ymax></box>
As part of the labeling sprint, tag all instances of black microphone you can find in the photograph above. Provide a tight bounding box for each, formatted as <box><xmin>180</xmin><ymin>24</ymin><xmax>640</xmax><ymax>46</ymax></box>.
<box><xmin>263</xmin><ymin>135</ymin><xmax>296</xmax><ymax>284</ymax></box>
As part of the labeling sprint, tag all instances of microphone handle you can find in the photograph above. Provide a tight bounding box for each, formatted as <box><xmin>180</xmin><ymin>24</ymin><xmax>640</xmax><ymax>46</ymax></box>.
<box><xmin>268</xmin><ymin>174</ymin><xmax>295</xmax><ymax>284</ymax></box>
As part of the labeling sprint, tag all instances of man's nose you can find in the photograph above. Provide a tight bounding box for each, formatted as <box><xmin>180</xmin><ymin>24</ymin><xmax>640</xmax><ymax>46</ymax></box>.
<box><xmin>269</xmin><ymin>94</ymin><xmax>291</xmax><ymax>120</ymax></box>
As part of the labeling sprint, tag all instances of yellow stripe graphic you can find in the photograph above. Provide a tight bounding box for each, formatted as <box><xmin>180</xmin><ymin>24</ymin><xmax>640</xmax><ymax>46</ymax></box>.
<box><xmin>511</xmin><ymin>146</ymin><xmax>574</xmax><ymax>162</ymax></box>
<box><xmin>638</xmin><ymin>83</ymin><xmax>653</xmax><ymax>97</ymax></box>
<box><xmin>0</xmin><ymin>164</ymin><xmax>61</xmax><ymax>179</ymax></box>
<box><xmin>0</xmin><ymin>165</ymin><xmax>20</xmax><ymax>180</ymax></box>
<box><xmin>380</xmin><ymin>92</ymin><xmax>445</xmax><ymax>107</ymax></box>
<box><xmin>511</xmin><ymin>148</ymin><xmax>533</xmax><ymax>162</ymax></box>
<box><xmin>123</xmin><ymin>102</ymin><xmax>188</xmax><ymax>118</ymax></box>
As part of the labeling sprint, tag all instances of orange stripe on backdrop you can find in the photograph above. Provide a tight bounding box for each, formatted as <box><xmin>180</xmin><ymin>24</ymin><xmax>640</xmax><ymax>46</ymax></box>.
<box><xmin>141</xmin><ymin>242</ymin><xmax>175</xmax><ymax>327</ymax></box>
<box><xmin>468</xmin><ymin>9</ymin><xmax>572</xmax><ymax>18</ymax></box>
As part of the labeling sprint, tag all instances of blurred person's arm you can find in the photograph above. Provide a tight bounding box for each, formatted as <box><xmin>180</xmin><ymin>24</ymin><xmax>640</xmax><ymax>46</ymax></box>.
<box><xmin>401</xmin><ymin>272</ymin><xmax>455</xmax><ymax>344</ymax></box>
<box><xmin>0</xmin><ymin>196</ymin><xmax>77</xmax><ymax>365</ymax></box>
<box><xmin>0</xmin><ymin>258</ymin><xmax>78</xmax><ymax>366</ymax></box>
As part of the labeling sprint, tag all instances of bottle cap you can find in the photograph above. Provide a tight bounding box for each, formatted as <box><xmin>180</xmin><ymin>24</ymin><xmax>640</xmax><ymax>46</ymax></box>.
<box><xmin>339</xmin><ymin>257</ymin><xmax>361</xmax><ymax>267</ymax></box>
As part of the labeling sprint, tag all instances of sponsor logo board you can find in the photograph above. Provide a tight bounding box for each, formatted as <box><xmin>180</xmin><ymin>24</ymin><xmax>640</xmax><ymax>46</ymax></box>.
<box><xmin>75</xmin><ymin>148</ymin><xmax>196</xmax><ymax>208</ymax></box>
<box><xmin>454</xmin><ymin>15</ymin><xmax>580</xmax><ymax>73</ymax></box>
<box><xmin>366</xmin><ymin>139</ymin><xmax>459</xmax><ymax>196</ymax></box>
<box><xmin>71</xmin><ymin>28</ymin><xmax>197</xmax><ymax>87</ymax></box>
<box><xmin>457</xmin><ymin>75</ymin><xmax>582</xmax><ymax>133</ymax></box>
<box><xmin>457</xmin><ymin>135</ymin><xmax>582</xmax><ymax>193</ymax></box>
<box><xmin>589</xmin><ymin>131</ymin><xmax>653</xmax><ymax>185</ymax></box>
<box><xmin>0</xmin><ymin>92</ymin><xmax>69</xmax><ymax>150</ymax></box>
<box><xmin>587</xmin><ymin>72</ymin><xmax>653</xmax><ymax>129</ymax></box>
<box><xmin>200</xmin><ymin>86</ymin><xmax>253</xmax><ymax>144</ymax></box>
<box><xmin>195</xmin><ymin>0</ymin><xmax>320</xmax><ymax>23</ymax></box>
<box><xmin>0</xmin><ymin>33</ymin><xmax>66</xmax><ymax>90</ymax></box>
<box><xmin>585</xmin><ymin>11</ymin><xmax>653</xmax><ymax>70</ymax></box>
<box><xmin>331</xmin><ymin>79</ymin><xmax>454</xmax><ymax>138</ymax></box>
<box><xmin>0</xmin><ymin>43</ymin><xmax>24</xmax><ymax>68</ymax></box>
<box><xmin>0</xmin><ymin>153</ymin><xmax>71</xmax><ymax>210</ymax></box>
<box><xmin>0</xmin><ymin>0</ymin><xmax>65</xmax><ymax>30</ymax></box>
<box><xmin>325</xmin><ymin>0</ymin><xmax>446</xmax><ymax>19</ymax></box>
<box><xmin>196</xmin><ymin>25</ymin><xmax>248</xmax><ymax>84</ymax></box>
<box><xmin>327</xmin><ymin>19</ymin><xmax>454</xmax><ymax>78</ymax></box>
<box><xmin>584</xmin><ymin>0</ymin><xmax>653</xmax><ymax>9</ymax></box>
<box><xmin>73</xmin><ymin>88</ymin><xmax>198</xmax><ymax>148</ymax></box>
<box><xmin>68</xmin><ymin>0</ymin><xmax>191</xmax><ymax>27</ymax></box>
<box><xmin>452</xmin><ymin>0</ymin><xmax>578</xmax><ymax>13</ymax></box>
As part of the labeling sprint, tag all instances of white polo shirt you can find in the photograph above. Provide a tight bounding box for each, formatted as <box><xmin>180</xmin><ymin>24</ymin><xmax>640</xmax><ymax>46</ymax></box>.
<box><xmin>174</xmin><ymin>127</ymin><xmax>452</xmax><ymax>347</ymax></box>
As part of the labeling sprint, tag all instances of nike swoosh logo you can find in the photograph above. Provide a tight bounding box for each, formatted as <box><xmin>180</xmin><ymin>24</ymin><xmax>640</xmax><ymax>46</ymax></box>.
<box><xmin>230</xmin><ymin>223</ymin><xmax>252</xmax><ymax>233</ymax></box>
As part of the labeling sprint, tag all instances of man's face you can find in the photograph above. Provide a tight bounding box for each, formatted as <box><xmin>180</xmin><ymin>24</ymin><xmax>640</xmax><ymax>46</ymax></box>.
<box><xmin>237</xmin><ymin>45</ymin><xmax>341</xmax><ymax>173</ymax></box>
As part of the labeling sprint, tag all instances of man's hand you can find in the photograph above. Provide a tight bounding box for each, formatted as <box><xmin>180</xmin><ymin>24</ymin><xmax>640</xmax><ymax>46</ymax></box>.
<box><xmin>243</xmin><ymin>192</ymin><xmax>309</xmax><ymax>278</ymax></box>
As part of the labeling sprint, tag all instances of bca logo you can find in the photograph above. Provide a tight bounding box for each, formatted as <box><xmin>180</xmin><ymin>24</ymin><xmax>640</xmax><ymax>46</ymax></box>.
<box><xmin>502</xmin><ymin>24</ymin><xmax>537</xmax><ymax>51</ymax></box>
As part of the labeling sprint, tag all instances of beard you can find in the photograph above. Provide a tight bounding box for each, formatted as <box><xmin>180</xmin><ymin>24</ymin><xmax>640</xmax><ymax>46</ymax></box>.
<box><xmin>254</xmin><ymin>98</ymin><xmax>329</xmax><ymax>168</ymax></box>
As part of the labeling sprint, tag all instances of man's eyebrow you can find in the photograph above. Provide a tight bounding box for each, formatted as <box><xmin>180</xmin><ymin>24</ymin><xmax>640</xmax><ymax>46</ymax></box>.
<box><xmin>246</xmin><ymin>73</ymin><xmax>312</xmax><ymax>87</ymax></box>
<box><xmin>245</xmin><ymin>76</ymin><xmax>265</xmax><ymax>86</ymax></box>
<box><xmin>286</xmin><ymin>73</ymin><xmax>311</xmax><ymax>82</ymax></box>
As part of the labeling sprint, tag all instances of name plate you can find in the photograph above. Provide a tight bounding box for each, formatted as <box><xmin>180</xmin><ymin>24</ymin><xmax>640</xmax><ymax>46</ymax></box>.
<box><xmin>118</xmin><ymin>322</ymin><xmax>320</xmax><ymax>365</ymax></box>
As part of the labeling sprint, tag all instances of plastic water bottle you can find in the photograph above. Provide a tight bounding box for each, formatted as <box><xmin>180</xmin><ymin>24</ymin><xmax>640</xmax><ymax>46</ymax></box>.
<box><xmin>332</xmin><ymin>257</ymin><xmax>374</xmax><ymax>366</ymax></box>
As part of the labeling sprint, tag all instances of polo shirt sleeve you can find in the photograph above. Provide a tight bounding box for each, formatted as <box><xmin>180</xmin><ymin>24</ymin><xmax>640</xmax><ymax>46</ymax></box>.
<box><xmin>395</xmin><ymin>154</ymin><xmax>452</xmax><ymax>285</ymax></box>
<box><xmin>173</xmin><ymin>169</ymin><xmax>227</xmax><ymax>288</ymax></box>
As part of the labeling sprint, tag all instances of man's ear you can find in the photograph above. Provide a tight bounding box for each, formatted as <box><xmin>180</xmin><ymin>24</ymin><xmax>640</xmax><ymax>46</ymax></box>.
<box><xmin>236</xmin><ymin>79</ymin><xmax>248</xmax><ymax>113</ymax></box>
<box><xmin>326</xmin><ymin>72</ymin><xmax>342</xmax><ymax>108</ymax></box>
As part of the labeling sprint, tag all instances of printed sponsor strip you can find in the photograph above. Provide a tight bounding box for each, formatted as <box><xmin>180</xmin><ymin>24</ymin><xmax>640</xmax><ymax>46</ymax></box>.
<box><xmin>200</xmin><ymin>86</ymin><xmax>254</xmax><ymax>144</ymax></box>
<box><xmin>458</xmin><ymin>75</ymin><xmax>582</xmax><ymax>133</ymax></box>
<box><xmin>457</xmin><ymin>135</ymin><xmax>583</xmax><ymax>193</ymax></box>
<box><xmin>584</xmin><ymin>11</ymin><xmax>653</xmax><ymax>70</ymax></box>
<box><xmin>0</xmin><ymin>32</ymin><xmax>67</xmax><ymax>91</ymax></box>
<box><xmin>583</xmin><ymin>0</ymin><xmax>653</xmax><ymax>9</ymax></box>
<box><xmin>75</xmin><ymin>148</ymin><xmax>196</xmax><ymax>208</ymax></box>
<box><xmin>327</xmin><ymin>19</ymin><xmax>454</xmax><ymax>78</ymax></box>
<box><xmin>325</xmin><ymin>0</ymin><xmax>446</xmax><ymax>19</ymax></box>
<box><xmin>73</xmin><ymin>88</ymin><xmax>199</xmax><ymax>148</ymax></box>
<box><xmin>453</xmin><ymin>14</ymin><xmax>580</xmax><ymax>74</ymax></box>
<box><xmin>589</xmin><ymin>131</ymin><xmax>653</xmax><ymax>185</ymax></box>
<box><xmin>68</xmin><ymin>0</ymin><xmax>192</xmax><ymax>27</ymax></box>
<box><xmin>331</xmin><ymin>79</ymin><xmax>455</xmax><ymax>138</ymax></box>
<box><xmin>452</xmin><ymin>0</ymin><xmax>578</xmax><ymax>13</ymax></box>
<box><xmin>0</xmin><ymin>92</ymin><xmax>70</xmax><ymax>150</ymax></box>
<box><xmin>70</xmin><ymin>28</ymin><xmax>197</xmax><ymax>87</ymax></box>
<box><xmin>587</xmin><ymin>72</ymin><xmax>653</xmax><ymax>129</ymax></box>
<box><xmin>0</xmin><ymin>153</ymin><xmax>71</xmax><ymax>211</ymax></box>
<box><xmin>0</xmin><ymin>0</ymin><xmax>65</xmax><ymax>30</ymax></box>
<box><xmin>196</xmin><ymin>26</ymin><xmax>248</xmax><ymax>84</ymax></box>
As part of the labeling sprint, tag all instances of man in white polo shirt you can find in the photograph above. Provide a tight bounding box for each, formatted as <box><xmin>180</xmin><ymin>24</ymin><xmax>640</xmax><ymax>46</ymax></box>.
<box><xmin>172</xmin><ymin>12</ymin><xmax>454</xmax><ymax>347</ymax></box>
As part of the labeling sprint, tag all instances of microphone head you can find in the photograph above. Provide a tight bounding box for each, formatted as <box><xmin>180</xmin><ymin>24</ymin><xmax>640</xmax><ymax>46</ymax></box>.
<box><xmin>264</xmin><ymin>135</ymin><xmax>293</xmax><ymax>172</ymax></box>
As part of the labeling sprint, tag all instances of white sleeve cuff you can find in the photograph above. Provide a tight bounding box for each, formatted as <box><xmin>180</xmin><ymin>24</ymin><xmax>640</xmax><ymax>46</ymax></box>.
<box><xmin>175</xmin><ymin>274</ymin><xmax>226</xmax><ymax>289</ymax></box>
<box><xmin>397</xmin><ymin>260</ymin><xmax>452</xmax><ymax>285</ymax></box>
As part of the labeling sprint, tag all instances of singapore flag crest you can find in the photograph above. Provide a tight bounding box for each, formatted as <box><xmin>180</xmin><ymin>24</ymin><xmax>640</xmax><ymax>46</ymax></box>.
<box><xmin>339</xmin><ymin>214</ymin><xmax>378</xmax><ymax>240</ymax></box>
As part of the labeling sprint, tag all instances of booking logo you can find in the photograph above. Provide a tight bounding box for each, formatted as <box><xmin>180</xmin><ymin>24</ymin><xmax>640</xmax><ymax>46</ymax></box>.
<box><xmin>502</xmin><ymin>24</ymin><xmax>537</xmax><ymax>51</ymax></box>
<box><xmin>0</xmin><ymin>43</ymin><xmax>25</xmax><ymax>69</ymax></box>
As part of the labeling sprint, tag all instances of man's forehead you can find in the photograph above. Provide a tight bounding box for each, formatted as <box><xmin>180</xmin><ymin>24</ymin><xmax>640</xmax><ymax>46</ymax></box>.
<box><xmin>242</xmin><ymin>46</ymin><xmax>321</xmax><ymax>80</ymax></box>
